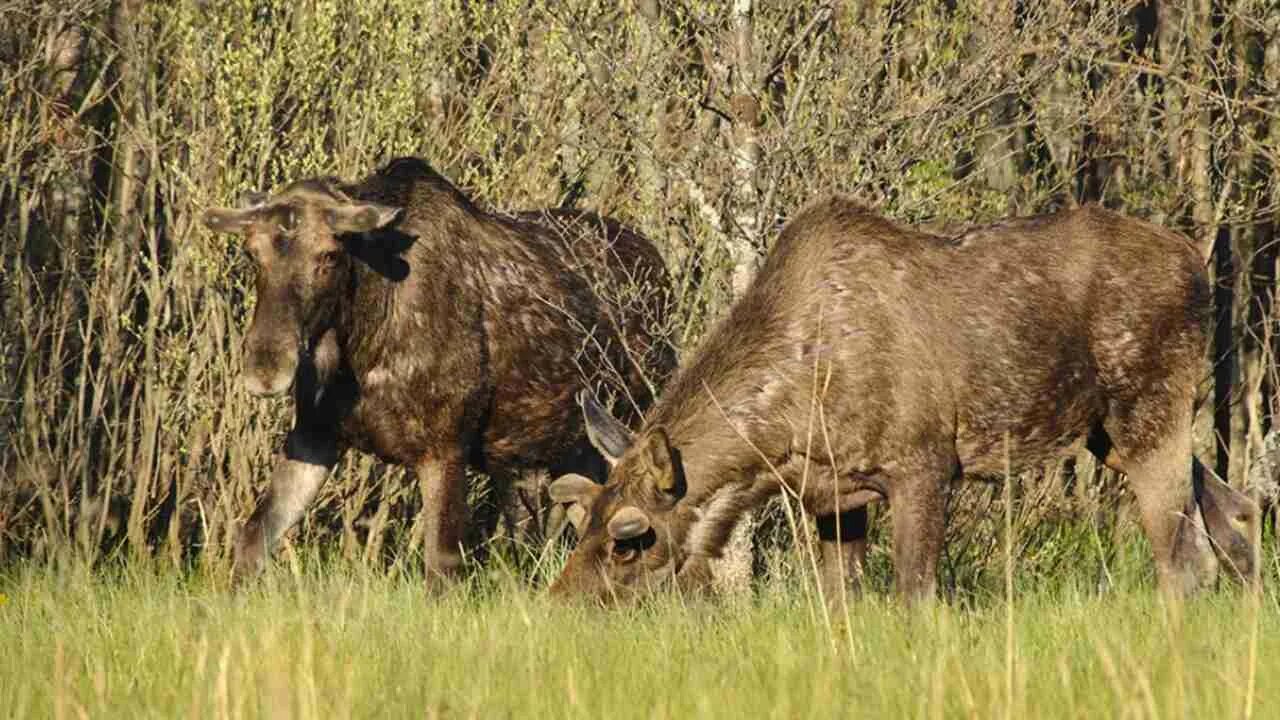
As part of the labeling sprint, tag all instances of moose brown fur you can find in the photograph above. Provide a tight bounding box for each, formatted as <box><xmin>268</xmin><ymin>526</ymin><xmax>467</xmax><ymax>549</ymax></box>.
<box><xmin>203</xmin><ymin>157</ymin><xmax>675</xmax><ymax>585</ymax></box>
<box><xmin>550</xmin><ymin>197</ymin><xmax>1259</xmax><ymax>604</ymax></box>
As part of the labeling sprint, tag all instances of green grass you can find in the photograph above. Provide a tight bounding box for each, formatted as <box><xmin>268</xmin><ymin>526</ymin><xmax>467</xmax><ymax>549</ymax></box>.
<box><xmin>1</xmin><ymin>553</ymin><xmax>1276</xmax><ymax>720</ymax></box>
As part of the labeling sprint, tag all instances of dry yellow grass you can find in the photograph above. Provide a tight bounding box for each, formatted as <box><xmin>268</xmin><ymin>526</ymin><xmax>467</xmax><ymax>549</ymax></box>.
<box><xmin>0</xmin><ymin>558</ymin><xmax>1275</xmax><ymax>719</ymax></box>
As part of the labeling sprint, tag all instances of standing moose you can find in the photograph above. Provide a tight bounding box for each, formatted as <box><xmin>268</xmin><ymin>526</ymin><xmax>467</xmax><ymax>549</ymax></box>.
<box><xmin>549</xmin><ymin>197</ymin><xmax>1259</xmax><ymax>604</ymax></box>
<box><xmin>203</xmin><ymin>157</ymin><xmax>675</xmax><ymax>586</ymax></box>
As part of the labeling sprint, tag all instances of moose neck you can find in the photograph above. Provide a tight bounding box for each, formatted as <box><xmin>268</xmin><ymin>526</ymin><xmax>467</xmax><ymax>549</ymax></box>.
<box><xmin>335</xmin><ymin>187</ymin><xmax>482</xmax><ymax>374</ymax></box>
<box><xmin>666</xmin><ymin>422</ymin><xmax>775</xmax><ymax>560</ymax></box>
<box><xmin>336</xmin><ymin>258</ymin><xmax>400</xmax><ymax>372</ymax></box>
<box><xmin>649</xmin><ymin>306</ymin><xmax>793</xmax><ymax>557</ymax></box>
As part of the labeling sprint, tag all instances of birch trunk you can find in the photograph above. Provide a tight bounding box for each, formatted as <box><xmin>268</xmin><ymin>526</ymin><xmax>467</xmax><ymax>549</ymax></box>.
<box><xmin>711</xmin><ymin>0</ymin><xmax>763</xmax><ymax>595</ymax></box>
<box><xmin>634</xmin><ymin>0</ymin><xmax>668</xmax><ymax>221</ymax></box>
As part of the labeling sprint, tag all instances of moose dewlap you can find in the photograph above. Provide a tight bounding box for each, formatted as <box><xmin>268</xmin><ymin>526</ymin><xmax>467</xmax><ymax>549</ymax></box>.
<box><xmin>549</xmin><ymin>197</ymin><xmax>1259</xmax><ymax>604</ymax></box>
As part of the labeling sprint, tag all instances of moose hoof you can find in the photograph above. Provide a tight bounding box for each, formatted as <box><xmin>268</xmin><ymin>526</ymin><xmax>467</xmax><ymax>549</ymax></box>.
<box><xmin>423</xmin><ymin>554</ymin><xmax>465</xmax><ymax>595</ymax></box>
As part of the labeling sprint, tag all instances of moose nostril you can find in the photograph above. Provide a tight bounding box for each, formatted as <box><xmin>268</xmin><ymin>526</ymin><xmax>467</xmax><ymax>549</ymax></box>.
<box><xmin>242</xmin><ymin>368</ymin><xmax>293</xmax><ymax>396</ymax></box>
<box><xmin>244</xmin><ymin>344</ymin><xmax>269</xmax><ymax>369</ymax></box>
<box><xmin>240</xmin><ymin>341</ymin><xmax>299</xmax><ymax>397</ymax></box>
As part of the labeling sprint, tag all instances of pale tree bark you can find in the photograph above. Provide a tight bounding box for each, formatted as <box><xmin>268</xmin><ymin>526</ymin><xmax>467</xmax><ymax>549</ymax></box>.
<box><xmin>710</xmin><ymin>0</ymin><xmax>763</xmax><ymax>595</ymax></box>
<box><xmin>40</xmin><ymin>15</ymin><xmax>93</xmax><ymax>259</ymax></box>
<box><xmin>547</xmin><ymin>24</ymin><xmax>589</xmax><ymax>207</ymax></box>
<box><xmin>1178</xmin><ymin>0</ymin><xmax>1251</xmax><ymax>487</ymax></box>
<box><xmin>972</xmin><ymin>0</ymin><xmax>1019</xmax><ymax>195</ymax></box>
<box><xmin>1184</xmin><ymin>0</ymin><xmax>1218</xmax><ymax>256</ymax></box>
<box><xmin>725</xmin><ymin>0</ymin><xmax>763</xmax><ymax>298</ymax></box>
<box><xmin>1032</xmin><ymin>2</ymin><xmax>1086</xmax><ymax>205</ymax></box>
<box><xmin>1161</xmin><ymin>0</ymin><xmax>1222</xmax><ymax>472</ymax></box>
<box><xmin>1245</xmin><ymin>2</ymin><xmax>1280</xmax><ymax>515</ymax></box>
<box><xmin>1269</xmin><ymin>6</ymin><xmax>1280</xmax><ymax>434</ymax></box>
<box><xmin>633</xmin><ymin>0</ymin><xmax>669</xmax><ymax>222</ymax></box>
<box><xmin>1249</xmin><ymin>5</ymin><xmax>1280</xmax><ymax>529</ymax></box>
<box><xmin>109</xmin><ymin>0</ymin><xmax>160</xmax><ymax>555</ymax></box>
<box><xmin>1228</xmin><ymin>7</ymin><xmax>1268</xmax><ymax>492</ymax></box>
<box><xmin>1232</xmin><ymin>221</ymin><xmax>1260</xmax><ymax>490</ymax></box>
<box><xmin>1157</xmin><ymin>0</ymin><xmax>1188</xmax><ymax>184</ymax></box>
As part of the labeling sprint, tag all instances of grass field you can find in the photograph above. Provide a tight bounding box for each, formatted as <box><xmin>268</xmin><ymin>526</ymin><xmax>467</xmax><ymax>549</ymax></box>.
<box><xmin>1</xmin><ymin>549</ymin><xmax>1276</xmax><ymax>720</ymax></box>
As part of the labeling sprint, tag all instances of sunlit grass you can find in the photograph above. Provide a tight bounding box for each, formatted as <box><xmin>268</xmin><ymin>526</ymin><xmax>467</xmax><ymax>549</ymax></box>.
<box><xmin>1</xmin><ymin>554</ymin><xmax>1275</xmax><ymax>719</ymax></box>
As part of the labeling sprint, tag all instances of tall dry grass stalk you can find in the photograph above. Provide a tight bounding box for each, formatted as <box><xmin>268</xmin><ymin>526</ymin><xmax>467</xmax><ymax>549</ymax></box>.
<box><xmin>1003</xmin><ymin>432</ymin><xmax>1015</xmax><ymax>719</ymax></box>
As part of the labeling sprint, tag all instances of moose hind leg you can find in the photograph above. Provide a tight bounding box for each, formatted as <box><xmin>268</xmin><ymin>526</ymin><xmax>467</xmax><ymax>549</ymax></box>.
<box><xmin>233</xmin><ymin>429</ymin><xmax>339</xmax><ymax>586</ymax></box>
<box><xmin>816</xmin><ymin>507</ymin><xmax>869</xmax><ymax>609</ymax></box>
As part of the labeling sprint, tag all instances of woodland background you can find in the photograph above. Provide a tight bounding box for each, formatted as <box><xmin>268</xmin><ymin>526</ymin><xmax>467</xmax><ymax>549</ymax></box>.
<box><xmin>2</xmin><ymin>0</ymin><xmax>1278</xmax><ymax>593</ymax></box>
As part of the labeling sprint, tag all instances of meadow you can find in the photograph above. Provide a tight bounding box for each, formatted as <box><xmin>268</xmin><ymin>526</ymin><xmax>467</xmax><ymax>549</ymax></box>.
<box><xmin>2</xmin><ymin>543</ymin><xmax>1277</xmax><ymax>719</ymax></box>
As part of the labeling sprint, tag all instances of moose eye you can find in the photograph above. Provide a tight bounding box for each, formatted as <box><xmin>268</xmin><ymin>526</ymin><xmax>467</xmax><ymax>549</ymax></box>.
<box><xmin>279</xmin><ymin>208</ymin><xmax>298</xmax><ymax>232</ymax></box>
<box><xmin>611</xmin><ymin>543</ymin><xmax>640</xmax><ymax>564</ymax></box>
<box><xmin>610</xmin><ymin>529</ymin><xmax>654</xmax><ymax>564</ymax></box>
<box><xmin>316</xmin><ymin>250</ymin><xmax>342</xmax><ymax>272</ymax></box>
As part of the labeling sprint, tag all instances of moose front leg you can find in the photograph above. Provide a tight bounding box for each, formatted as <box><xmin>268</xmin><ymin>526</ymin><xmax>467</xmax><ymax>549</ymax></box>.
<box><xmin>418</xmin><ymin>450</ymin><xmax>468</xmax><ymax>588</ymax></box>
<box><xmin>889</xmin><ymin>474</ymin><xmax>950</xmax><ymax>604</ymax></box>
<box><xmin>815</xmin><ymin>507</ymin><xmax>869</xmax><ymax>611</ymax></box>
<box><xmin>233</xmin><ymin>427</ymin><xmax>342</xmax><ymax>587</ymax></box>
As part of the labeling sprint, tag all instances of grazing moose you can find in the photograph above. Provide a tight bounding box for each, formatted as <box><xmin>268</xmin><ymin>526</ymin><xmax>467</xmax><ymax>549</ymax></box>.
<box><xmin>549</xmin><ymin>197</ymin><xmax>1259</xmax><ymax>605</ymax></box>
<box><xmin>203</xmin><ymin>157</ymin><xmax>675</xmax><ymax>586</ymax></box>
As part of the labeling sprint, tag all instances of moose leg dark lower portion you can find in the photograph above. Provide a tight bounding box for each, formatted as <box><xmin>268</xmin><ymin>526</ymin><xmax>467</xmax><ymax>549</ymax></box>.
<box><xmin>233</xmin><ymin>428</ymin><xmax>341</xmax><ymax>587</ymax></box>
<box><xmin>418</xmin><ymin>451</ymin><xmax>467</xmax><ymax>588</ymax></box>
<box><xmin>815</xmin><ymin>507</ymin><xmax>869</xmax><ymax>609</ymax></box>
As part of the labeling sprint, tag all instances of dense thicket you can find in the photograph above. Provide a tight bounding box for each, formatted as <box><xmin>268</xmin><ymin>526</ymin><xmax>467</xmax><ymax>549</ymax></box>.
<box><xmin>2</xmin><ymin>1</ymin><xmax>1277</xmax><ymax>588</ymax></box>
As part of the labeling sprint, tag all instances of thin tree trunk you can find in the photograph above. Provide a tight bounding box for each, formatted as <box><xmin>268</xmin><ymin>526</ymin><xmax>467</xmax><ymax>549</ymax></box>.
<box><xmin>1185</xmin><ymin>0</ymin><xmax>1217</xmax><ymax>257</ymax></box>
<box><xmin>726</xmin><ymin>0</ymin><xmax>762</xmax><ymax>298</ymax></box>
<box><xmin>110</xmin><ymin>0</ymin><xmax>155</xmax><ymax>555</ymax></box>
<box><xmin>634</xmin><ymin>0</ymin><xmax>669</xmax><ymax>223</ymax></box>
<box><xmin>1269</xmin><ymin>6</ymin><xmax>1280</xmax><ymax>436</ymax></box>
<box><xmin>711</xmin><ymin>0</ymin><xmax>763</xmax><ymax>595</ymax></box>
<box><xmin>973</xmin><ymin>1</ymin><xmax>1019</xmax><ymax>195</ymax></box>
<box><xmin>1161</xmin><ymin>0</ymin><xmax>1223</xmax><ymax>473</ymax></box>
<box><xmin>1229</xmin><ymin>7</ymin><xmax>1267</xmax><ymax>491</ymax></box>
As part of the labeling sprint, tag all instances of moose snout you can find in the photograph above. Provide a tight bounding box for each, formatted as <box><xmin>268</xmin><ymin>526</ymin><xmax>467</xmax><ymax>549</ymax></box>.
<box><xmin>241</xmin><ymin>340</ymin><xmax>299</xmax><ymax>397</ymax></box>
<box><xmin>547</xmin><ymin>559</ymin><xmax>607</xmax><ymax>606</ymax></box>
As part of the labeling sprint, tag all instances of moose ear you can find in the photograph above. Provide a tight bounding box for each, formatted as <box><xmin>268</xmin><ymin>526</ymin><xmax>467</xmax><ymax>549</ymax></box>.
<box><xmin>579</xmin><ymin>389</ymin><xmax>634</xmax><ymax>465</ymax></box>
<box><xmin>327</xmin><ymin>202</ymin><xmax>403</xmax><ymax>234</ymax></box>
<box><xmin>1197</xmin><ymin>472</ymin><xmax>1259</xmax><ymax>582</ymax></box>
<box><xmin>566</xmin><ymin>504</ymin><xmax>588</xmax><ymax>535</ymax></box>
<box><xmin>607</xmin><ymin>506</ymin><xmax>651</xmax><ymax>541</ymax></box>
<box><xmin>203</xmin><ymin>190</ymin><xmax>270</xmax><ymax>234</ymax></box>
<box><xmin>548</xmin><ymin>473</ymin><xmax>603</xmax><ymax>507</ymax></box>
<box><xmin>202</xmin><ymin>206</ymin><xmax>262</xmax><ymax>234</ymax></box>
<box><xmin>238</xmin><ymin>190</ymin><xmax>269</xmax><ymax>207</ymax></box>
<box><xmin>637</xmin><ymin>428</ymin><xmax>680</xmax><ymax>495</ymax></box>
